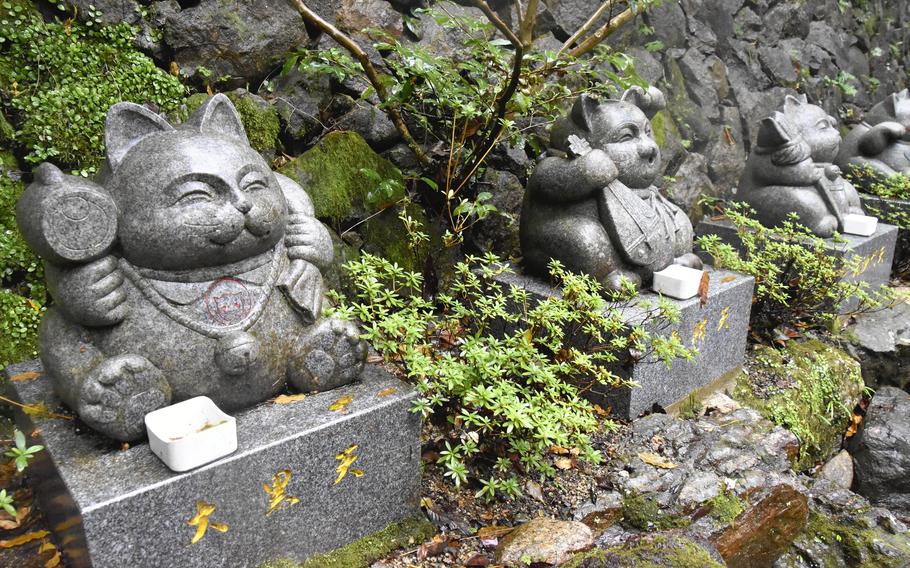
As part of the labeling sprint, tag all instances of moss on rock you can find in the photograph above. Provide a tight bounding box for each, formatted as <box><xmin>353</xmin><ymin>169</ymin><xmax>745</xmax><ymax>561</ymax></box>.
<box><xmin>565</xmin><ymin>533</ymin><xmax>725</xmax><ymax>568</ymax></box>
<box><xmin>733</xmin><ymin>340</ymin><xmax>864</xmax><ymax>471</ymax></box>
<box><xmin>181</xmin><ymin>91</ymin><xmax>280</xmax><ymax>154</ymax></box>
<box><xmin>278</xmin><ymin>131</ymin><xmax>404</xmax><ymax>226</ymax></box>
<box><xmin>257</xmin><ymin>517</ymin><xmax>435</xmax><ymax>568</ymax></box>
<box><xmin>621</xmin><ymin>494</ymin><xmax>691</xmax><ymax>531</ymax></box>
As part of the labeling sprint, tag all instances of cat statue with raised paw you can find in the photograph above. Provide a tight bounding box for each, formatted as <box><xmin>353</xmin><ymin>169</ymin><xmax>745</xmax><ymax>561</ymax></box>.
<box><xmin>836</xmin><ymin>89</ymin><xmax>910</xmax><ymax>182</ymax></box>
<box><xmin>16</xmin><ymin>94</ymin><xmax>367</xmax><ymax>441</ymax></box>
<box><xmin>520</xmin><ymin>86</ymin><xmax>701</xmax><ymax>291</ymax></box>
<box><xmin>738</xmin><ymin>94</ymin><xmax>865</xmax><ymax>237</ymax></box>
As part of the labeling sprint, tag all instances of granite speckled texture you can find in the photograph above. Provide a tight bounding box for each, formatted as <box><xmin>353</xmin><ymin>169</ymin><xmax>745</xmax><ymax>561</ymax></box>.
<box><xmin>493</xmin><ymin>268</ymin><xmax>754</xmax><ymax>418</ymax></box>
<box><xmin>695</xmin><ymin>218</ymin><xmax>897</xmax><ymax>312</ymax></box>
<box><xmin>4</xmin><ymin>361</ymin><xmax>420</xmax><ymax>568</ymax></box>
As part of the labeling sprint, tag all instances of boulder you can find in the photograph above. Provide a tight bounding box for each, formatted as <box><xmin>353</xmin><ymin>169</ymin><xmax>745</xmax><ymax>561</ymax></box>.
<box><xmin>494</xmin><ymin>517</ymin><xmax>593</xmax><ymax>566</ymax></box>
<box><xmin>465</xmin><ymin>169</ymin><xmax>524</xmax><ymax>259</ymax></box>
<box><xmin>664</xmin><ymin>152</ymin><xmax>714</xmax><ymax>216</ymax></box>
<box><xmin>844</xmin><ymin>300</ymin><xmax>910</xmax><ymax>391</ymax></box>
<box><xmin>816</xmin><ymin>450</ymin><xmax>853</xmax><ymax>490</ymax></box>
<box><xmin>272</xmin><ymin>69</ymin><xmax>332</xmax><ymax>154</ymax></box>
<box><xmin>577</xmin><ymin>532</ymin><xmax>725</xmax><ymax>567</ymax></box>
<box><xmin>336</xmin><ymin>0</ymin><xmax>403</xmax><ymax>40</ymax></box>
<box><xmin>332</xmin><ymin>100</ymin><xmax>400</xmax><ymax>152</ymax></box>
<box><xmin>847</xmin><ymin>387</ymin><xmax>910</xmax><ymax>518</ymax></box>
<box><xmin>163</xmin><ymin>0</ymin><xmax>311</xmax><ymax>87</ymax></box>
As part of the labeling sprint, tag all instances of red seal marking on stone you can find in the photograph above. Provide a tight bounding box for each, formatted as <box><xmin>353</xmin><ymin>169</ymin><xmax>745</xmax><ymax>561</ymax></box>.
<box><xmin>204</xmin><ymin>277</ymin><xmax>253</xmax><ymax>326</ymax></box>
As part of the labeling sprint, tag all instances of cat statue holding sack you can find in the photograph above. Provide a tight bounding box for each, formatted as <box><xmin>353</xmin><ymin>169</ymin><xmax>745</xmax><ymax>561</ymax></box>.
<box><xmin>738</xmin><ymin>94</ymin><xmax>865</xmax><ymax>237</ymax></box>
<box><xmin>520</xmin><ymin>86</ymin><xmax>702</xmax><ymax>291</ymax></box>
<box><xmin>16</xmin><ymin>94</ymin><xmax>367</xmax><ymax>441</ymax></box>
<box><xmin>836</xmin><ymin>89</ymin><xmax>910</xmax><ymax>182</ymax></box>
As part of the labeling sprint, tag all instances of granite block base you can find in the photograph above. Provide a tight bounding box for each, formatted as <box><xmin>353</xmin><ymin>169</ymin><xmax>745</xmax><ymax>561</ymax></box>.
<box><xmin>3</xmin><ymin>361</ymin><xmax>421</xmax><ymax>568</ymax></box>
<box><xmin>696</xmin><ymin>218</ymin><xmax>897</xmax><ymax>311</ymax></box>
<box><xmin>860</xmin><ymin>194</ymin><xmax>910</xmax><ymax>275</ymax></box>
<box><xmin>493</xmin><ymin>268</ymin><xmax>754</xmax><ymax>418</ymax></box>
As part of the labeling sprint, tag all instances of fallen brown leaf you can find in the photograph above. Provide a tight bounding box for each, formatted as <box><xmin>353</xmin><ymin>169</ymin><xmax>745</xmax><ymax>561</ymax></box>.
<box><xmin>0</xmin><ymin>530</ymin><xmax>49</xmax><ymax>548</ymax></box>
<box><xmin>846</xmin><ymin>412</ymin><xmax>863</xmax><ymax>438</ymax></box>
<box><xmin>366</xmin><ymin>355</ymin><xmax>384</xmax><ymax>364</ymax></box>
<box><xmin>9</xmin><ymin>372</ymin><xmax>39</xmax><ymax>382</ymax></box>
<box><xmin>638</xmin><ymin>452</ymin><xmax>678</xmax><ymax>469</ymax></box>
<box><xmin>274</xmin><ymin>393</ymin><xmax>307</xmax><ymax>405</ymax></box>
<box><xmin>376</xmin><ymin>387</ymin><xmax>397</xmax><ymax>398</ymax></box>
<box><xmin>554</xmin><ymin>457</ymin><xmax>574</xmax><ymax>470</ymax></box>
<box><xmin>698</xmin><ymin>271</ymin><xmax>710</xmax><ymax>306</ymax></box>
<box><xmin>417</xmin><ymin>535</ymin><xmax>446</xmax><ymax>561</ymax></box>
<box><xmin>721</xmin><ymin>275</ymin><xmax>737</xmax><ymax>283</ymax></box>
<box><xmin>0</xmin><ymin>506</ymin><xmax>29</xmax><ymax>530</ymax></box>
<box><xmin>477</xmin><ymin>525</ymin><xmax>514</xmax><ymax>539</ymax></box>
<box><xmin>465</xmin><ymin>552</ymin><xmax>490</xmax><ymax>566</ymax></box>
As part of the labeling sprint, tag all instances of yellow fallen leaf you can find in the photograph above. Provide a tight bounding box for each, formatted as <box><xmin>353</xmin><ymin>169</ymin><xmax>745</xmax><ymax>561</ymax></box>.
<box><xmin>328</xmin><ymin>395</ymin><xmax>354</xmax><ymax>412</ymax></box>
<box><xmin>45</xmin><ymin>552</ymin><xmax>61</xmax><ymax>568</ymax></box>
<box><xmin>554</xmin><ymin>457</ymin><xmax>574</xmax><ymax>470</ymax></box>
<box><xmin>10</xmin><ymin>371</ymin><xmax>40</xmax><ymax>382</ymax></box>
<box><xmin>721</xmin><ymin>275</ymin><xmax>738</xmax><ymax>283</ymax></box>
<box><xmin>376</xmin><ymin>387</ymin><xmax>397</xmax><ymax>398</ymax></box>
<box><xmin>0</xmin><ymin>530</ymin><xmax>49</xmax><ymax>548</ymax></box>
<box><xmin>274</xmin><ymin>393</ymin><xmax>307</xmax><ymax>405</ymax></box>
<box><xmin>638</xmin><ymin>452</ymin><xmax>677</xmax><ymax>469</ymax></box>
<box><xmin>334</xmin><ymin>444</ymin><xmax>361</xmax><ymax>484</ymax></box>
<box><xmin>38</xmin><ymin>542</ymin><xmax>56</xmax><ymax>554</ymax></box>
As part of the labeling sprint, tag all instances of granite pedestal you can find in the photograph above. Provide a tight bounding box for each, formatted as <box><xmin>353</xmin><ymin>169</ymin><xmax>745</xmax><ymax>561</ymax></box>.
<box><xmin>3</xmin><ymin>361</ymin><xmax>421</xmax><ymax>568</ymax></box>
<box><xmin>860</xmin><ymin>194</ymin><xmax>910</xmax><ymax>275</ymax></box>
<box><xmin>493</xmin><ymin>269</ymin><xmax>754</xmax><ymax>418</ymax></box>
<box><xmin>696</xmin><ymin>218</ymin><xmax>897</xmax><ymax>311</ymax></box>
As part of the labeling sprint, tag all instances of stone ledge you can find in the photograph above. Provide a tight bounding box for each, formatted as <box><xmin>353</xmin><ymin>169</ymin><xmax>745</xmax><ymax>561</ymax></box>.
<box><xmin>492</xmin><ymin>267</ymin><xmax>754</xmax><ymax>418</ymax></box>
<box><xmin>4</xmin><ymin>361</ymin><xmax>421</xmax><ymax>568</ymax></box>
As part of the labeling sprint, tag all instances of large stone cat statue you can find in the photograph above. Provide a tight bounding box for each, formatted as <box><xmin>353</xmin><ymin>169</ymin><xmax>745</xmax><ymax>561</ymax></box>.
<box><xmin>520</xmin><ymin>87</ymin><xmax>701</xmax><ymax>291</ymax></box>
<box><xmin>16</xmin><ymin>95</ymin><xmax>367</xmax><ymax>441</ymax></box>
<box><xmin>738</xmin><ymin>94</ymin><xmax>865</xmax><ymax>237</ymax></box>
<box><xmin>836</xmin><ymin>89</ymin><xmax>910</xmax><ymax>181</ymax></box>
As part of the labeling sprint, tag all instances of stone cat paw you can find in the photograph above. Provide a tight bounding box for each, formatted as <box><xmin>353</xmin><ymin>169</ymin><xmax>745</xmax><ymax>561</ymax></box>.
<box><xmin>78</xmin><ymin>354</ymin><xmax>172</xmax><ymax>441</ymax></box>
<box><xmin>47</xmin><ymin>256</ymin><xmax>128</xmax><ymax>326</ymax></box>
<box><xmin>288</xmin><ymin>318</ymin><xmax>367</xmax><ymax>392</ymax></box>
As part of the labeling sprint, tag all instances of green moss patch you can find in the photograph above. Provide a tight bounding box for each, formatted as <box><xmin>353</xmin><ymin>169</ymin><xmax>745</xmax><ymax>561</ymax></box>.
<box><xmin>798</xmin><ymin>509</ymin><xmax>910</xmax><ymax>567</ymax></box>
<box><xmin>733</xmin><ymin>340</ymin><xmax>864</xmax><ymax>471</ymax></box>
<box><xmin>278</xmin><ymin>131</ymin><xmax>404</xmax><ymax>225</ymax></box>
<box><xmin>565</xmin><ymin>533</ymin><xmax>725</xmax><ymax>568</ymax></box>
<box><xmin>621</xmin><ymin>494</ymin><xmax>690</xmax><ymax>531</ymax></box>
<box><xmin>258</xmin><ymin>517</ymin><xmax>435</xmax><ymax>568</ymax></box>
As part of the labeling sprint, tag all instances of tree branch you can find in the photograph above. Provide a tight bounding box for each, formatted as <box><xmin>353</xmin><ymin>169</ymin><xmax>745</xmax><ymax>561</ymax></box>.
<box><xmin>557</xmin><ymin>0</ymin><xmax>618</xmax><ymax>57</ymax></box>
<box><xmin>568</xmin><ymin>6</ymin><xmax>636</xmax><ymax>59</ymax></box>
<box><xmin>287</xmin><ymin>0</ymin><xmax>432</xmax><ymax>166</ymax></box>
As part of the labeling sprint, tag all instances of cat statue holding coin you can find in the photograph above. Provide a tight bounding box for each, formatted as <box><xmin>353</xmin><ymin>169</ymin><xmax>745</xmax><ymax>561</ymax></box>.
<box><xmin>16</xmin><ymin>95</ymin><xmax>366</xmax><ymax>441</ymax></box>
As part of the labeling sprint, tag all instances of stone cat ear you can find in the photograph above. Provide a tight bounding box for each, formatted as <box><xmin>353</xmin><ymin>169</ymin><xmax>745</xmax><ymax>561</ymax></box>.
<box><xmin>757</xmin><ymin>112</ymin><xmax>795</xmax><ymax>148</ymax></box>
<box><xmin>783</xmin><ymin>93</ymin><xmax>808</xmax><ymax>109</ymax></box>
<box><xmin>105</xmin><ymin>103</ymin><xmax>174</xmax><ymax>171</ymax></box>
<box><xmin>184</xmin><ymin>94</ymin><xmax>249</xmax><ymax>145</ymax></box>
<box><xmin>621</xmin><ymin>86</ymin><xmax>666</xmax><ymax>118</ymax></box>
<box><xmin>570</xmin><ymin>94</ymin><xmax>600</xmax><ymax>132</ymax></box>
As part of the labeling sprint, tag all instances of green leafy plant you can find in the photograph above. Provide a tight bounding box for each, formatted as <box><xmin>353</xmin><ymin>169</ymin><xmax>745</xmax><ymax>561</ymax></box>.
<box><xmin>286</xmin><ymin>1</ymin><xmax>657</xmax><ymax>247</ymax></box>
<box><xmin>0</xmin><ymin>4</ymin><xmax>186</xmax><ymax>173</ymax></box>
<box><xmin>0</xmin><ymin>488</ymin><xmax>14</xmax><ymax>517</ymax></box>
<box><xmin>697</xmin><ymin>201</ymin><xmax>891</xmax><ymax>342</ymax></box>
<box><xmin>5</xmin><ymin>429</ymin><xmax>42</xmax><ymax>472</ymax></box>
<box><xmin>328</xmin><ymin>252</ymin><xmax>691</xmax><ymax>500</ymax></box>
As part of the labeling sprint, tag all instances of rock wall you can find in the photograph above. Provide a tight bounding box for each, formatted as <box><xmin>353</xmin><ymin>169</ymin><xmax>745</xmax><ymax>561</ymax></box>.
<box><xmin>44</xmin><ymin>0</ymin><xmax>910</xmax><ymax>220</ymax></box>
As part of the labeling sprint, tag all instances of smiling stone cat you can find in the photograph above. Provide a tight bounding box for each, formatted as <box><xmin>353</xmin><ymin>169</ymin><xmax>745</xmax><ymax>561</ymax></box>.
<box><xmin>520</xmin><ymin>87</ymin><xmax>701</xmax><ymax>291</ymax></box>
<box><xmin>738</xmin><ymin>94</ymin><xmax>865</xmax><ymax>237</ymax></box>
<box><xmin>16</xmin><ymin>95</ymin><xmax>366</xmax><ymax>441</ymax></box>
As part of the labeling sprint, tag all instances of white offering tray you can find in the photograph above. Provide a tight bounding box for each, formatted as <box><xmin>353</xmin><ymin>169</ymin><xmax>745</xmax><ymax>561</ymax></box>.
<box><xmin>652</xmin><ymin>264</ymin><xmax>705</xmax><ymax>300</ymax></box>
<box><xmin>145</xmin><ymin>396</ymin><xmax>237</xmax><ymax>472</ymax></box>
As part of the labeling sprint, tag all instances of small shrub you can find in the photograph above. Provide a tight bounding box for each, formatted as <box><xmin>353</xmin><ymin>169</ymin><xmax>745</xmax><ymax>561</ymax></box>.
<box><xmin>697</xmin><ymin>201</ymin><xmax>890</xmax><ymax>341</ymax></box>
<box><xmin>845</xmin><ymin>164</ymin><xmax>910</xmax><ymax>201</ymax></box>
<box><xmin>0</xmin><ymin>4</ymin><xmax>186</xmax><ymax>173</ymax></box>
<box><xmin>328</xmin><ymin>252</ymin><xmax>692</xmax><ymax>499</ymax></box>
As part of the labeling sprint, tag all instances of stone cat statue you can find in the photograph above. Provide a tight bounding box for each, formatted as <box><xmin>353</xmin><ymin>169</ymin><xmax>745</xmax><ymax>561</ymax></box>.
<box><xmin>16</xmin><ymin>94</ymin><xmax>367</xmax><ymax>441</ymax></box>
<box><xmin>836</xmin><ymin>89</ymin><xmax>910</xmax><ymax>181</ymax></box>
<box><xmin>520</xmin><ymin>86</ymin><xmax>701</xmax><ymax>291</ymax></box>
<box><xmin>738</xmin><ymin>94</ymin><xmax>864</xmax><ymax>237</ymax></box>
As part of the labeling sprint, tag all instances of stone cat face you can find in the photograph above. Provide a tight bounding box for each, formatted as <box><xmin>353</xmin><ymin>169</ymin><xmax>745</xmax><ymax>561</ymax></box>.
<box><xmin>104</xmin><ymin>96</ymin><xmax>287</xmax><ymax>271</ymax></box>
<box><xmin>782</xmin><ymin>95</ymin><xmax>840</xmax><ymax>163</ymax></box>
<box><xmin>552</xmin><ymin>90</ymin><xmax>664</xmax><ymax>190</ymax></box>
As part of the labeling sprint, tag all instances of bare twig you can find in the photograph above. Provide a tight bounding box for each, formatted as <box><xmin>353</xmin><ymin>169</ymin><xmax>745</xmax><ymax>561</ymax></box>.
<box><xmin>518</xmin><ymin>0</ymin><xmax>539</xmax><ymax>47</ymax></box>
<box><xmin>557</xmin><ymin>0</ymin><xmax>618</xmax><ymax>57</ymax></box>
<box><xmin>568</xmin><ymin>7</ymin><xmax>636</xmax><ymax>59</ymax></box>
<box><xmin>287</xmin><ymin>0</ymin><xmax>432</xmax><ymax>166</ymax></box>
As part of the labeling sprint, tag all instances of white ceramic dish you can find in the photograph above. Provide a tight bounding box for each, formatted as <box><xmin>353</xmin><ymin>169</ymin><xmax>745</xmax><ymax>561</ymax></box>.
<box><xmin>145</xmin><ymin>396</ymin><xmax>237</xmax><ymax>472</ymax></box>
<box><xmin>652</xmin><ymin>264</ymin><xmax>705</xmax><ymax>300</ymax></box>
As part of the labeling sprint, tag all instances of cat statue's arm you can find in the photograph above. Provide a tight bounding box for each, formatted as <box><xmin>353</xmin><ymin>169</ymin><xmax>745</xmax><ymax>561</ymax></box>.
<box><xmin>858</xmin><ymin>121</ymin><xmax>906</xmax><ymax>157</ymax></box>
<box><xmin>16</xmin><ymin>163</ymin><xmax>127</xmax><ymax>326</ymax></box>
<box><xmin>276</xmin><ymin>172</ymin><xmax>333</xmax><ymax>269</ymax></box>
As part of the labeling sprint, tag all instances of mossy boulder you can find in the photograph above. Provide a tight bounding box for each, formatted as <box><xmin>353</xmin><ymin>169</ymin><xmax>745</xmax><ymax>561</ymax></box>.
<box><xmin>278</xmin><ymin>131</ymin><xmax>405</xmax><ymax>226</ymax></box>
<box><xmin>567</xmin><ymin>533</ymin><xmax>725</xmax><ymax>568</ymax></box>
<box><xmin>733</xmin><ymin>340</ymin><xmax>864</xmax><ymax>471</ymax></box>
<box><xmin>257</xmin><ymin>517</ymin><xmax>435</xmax><ymax>568</ymax></box>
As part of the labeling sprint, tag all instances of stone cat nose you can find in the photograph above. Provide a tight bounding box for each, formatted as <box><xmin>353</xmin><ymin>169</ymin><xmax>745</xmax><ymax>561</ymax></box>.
<box><xmin>233</xmin><ymin>193</ymin><xmax>253</xmax><ymax>214</ymax></box>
